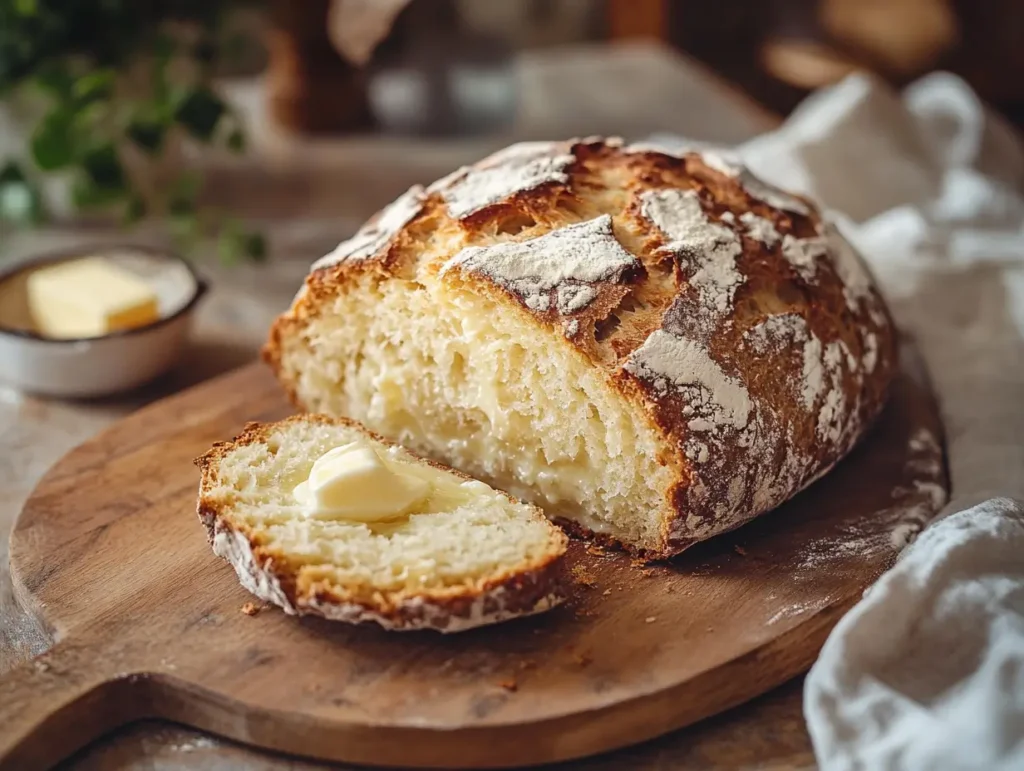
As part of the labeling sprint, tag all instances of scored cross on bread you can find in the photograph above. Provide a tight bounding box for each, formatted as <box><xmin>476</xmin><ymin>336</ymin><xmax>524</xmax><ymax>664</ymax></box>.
<box><xmin>265</xmin><ymin>137</ymin><xmax>896</xmax><ymax>558</ymax></box>
<box><xmin>195</xmin><ymin>415</ymin><xmax>568</xmax><ymax>632</ymax></box>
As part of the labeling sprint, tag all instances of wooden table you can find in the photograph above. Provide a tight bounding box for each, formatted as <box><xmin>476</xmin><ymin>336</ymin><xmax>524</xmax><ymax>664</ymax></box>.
<box><xmin>0</xmin><ymin>43</ymin><xmax>816</xmax><ymax>770</ymax></box>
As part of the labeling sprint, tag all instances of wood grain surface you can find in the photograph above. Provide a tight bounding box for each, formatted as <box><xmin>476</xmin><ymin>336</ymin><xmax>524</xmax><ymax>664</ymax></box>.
<box><xmin>0</xmin><ymin>345</ymin><xmax>946</xmax><ymax>771</ymax></box>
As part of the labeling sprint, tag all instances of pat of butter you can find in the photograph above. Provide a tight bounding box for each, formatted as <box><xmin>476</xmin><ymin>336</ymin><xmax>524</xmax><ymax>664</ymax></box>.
<box><xmin>293</xmin><ymin>441</ymin><xmax>431</xmax><ymax>522</ymax></box>
<box><xmin>27</xmin><ymin>257</ymin><xmax>159</xmax><ymax>339</ymax></box>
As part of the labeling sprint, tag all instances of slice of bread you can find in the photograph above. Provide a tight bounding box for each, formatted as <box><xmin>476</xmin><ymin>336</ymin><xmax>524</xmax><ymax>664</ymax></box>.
<box><xmin>195</xmin><ymin>415</ymin><xmax>568</xmax><ymax>632</ymax></box>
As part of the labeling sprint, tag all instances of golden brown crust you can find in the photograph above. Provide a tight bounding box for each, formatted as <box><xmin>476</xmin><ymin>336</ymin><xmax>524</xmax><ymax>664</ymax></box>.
<box><xmin>264</xmin><ymin>137</ymin><xmax>898</xmax><ymax>559</ymax></box>
<box><xmin>195</xmin><ymin>415</ymin><xmax>569</xmax><ymax>631</ymax></box>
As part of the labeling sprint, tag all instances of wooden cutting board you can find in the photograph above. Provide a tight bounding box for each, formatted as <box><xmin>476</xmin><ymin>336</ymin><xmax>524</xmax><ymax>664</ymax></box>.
<box><xmin>0</xmin><ymin>348</ymin><xmax>947</xmax><ymax>771</ymax></box>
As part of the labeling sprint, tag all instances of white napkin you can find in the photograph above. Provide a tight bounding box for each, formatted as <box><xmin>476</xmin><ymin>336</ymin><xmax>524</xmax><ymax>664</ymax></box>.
<box><xmin>651</xmin><ymin>71</ymin><xmax>1024</xmax><ymax>770</ymax></box>
<box><xmin>743</xmin><ymin>73</ymin><xmax>1024</xmax><ymax>771</ymax></box>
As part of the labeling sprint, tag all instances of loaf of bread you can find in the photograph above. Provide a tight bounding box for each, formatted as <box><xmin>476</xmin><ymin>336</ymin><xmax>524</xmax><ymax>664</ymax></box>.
<box><xmin>195</xmin><ymin>415</ymin><xmax>568</xmax><ymax>631</ymax></box>
<box><xmin>265</xmin><ymin>137</ymin><xmax>896</xmax><ymax>558</ymax></box>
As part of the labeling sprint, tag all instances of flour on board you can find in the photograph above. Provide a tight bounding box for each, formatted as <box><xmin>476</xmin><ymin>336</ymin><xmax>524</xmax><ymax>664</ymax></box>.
<box><xmin>312</xmin><ymin>186</ymin><xmax>425</xmax><ymax>270</ymax></box>
<box><xmin>431</xmin><ymin>141</ymin><xmax>576</xmax><ymax>220</ymax></box>
<box><xmin>440</xmin><ymin>215</ymin><xmax>639</xmax><ymax>316</ymax></box>
<box><xmin>792</xmin><ymin>427</ymin><xmax>947</xmax><ymax>574</ymax></box>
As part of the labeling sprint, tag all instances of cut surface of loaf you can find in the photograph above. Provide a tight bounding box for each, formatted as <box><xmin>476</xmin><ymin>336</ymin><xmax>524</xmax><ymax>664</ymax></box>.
<box><xmin>195</xmin><ymin>415</ymin><xmax>568</xmax><ymax>631</ymax></box>
<box><xmin>265</xmin><ymin>137</ymin><xmax>897</xmax><ymax>558</ymax></box>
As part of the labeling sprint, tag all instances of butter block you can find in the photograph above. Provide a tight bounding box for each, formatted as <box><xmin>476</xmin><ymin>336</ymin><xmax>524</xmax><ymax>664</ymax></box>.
<box><xmin>27</xmin><ymin>257</ymin><xmax>160</xmax><ymax>339</ymax></box>
<box><xmin>293</xmin><ymin>441</ymin><xmax>431</xmax><ymax>522</ymax></box>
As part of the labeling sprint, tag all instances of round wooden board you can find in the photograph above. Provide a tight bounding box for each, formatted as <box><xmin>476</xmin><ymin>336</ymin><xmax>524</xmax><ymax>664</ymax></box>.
<box><xmin>0</xmin><ymin>345</ymin><xmax>948</xmax><ymax>771</ymax></box>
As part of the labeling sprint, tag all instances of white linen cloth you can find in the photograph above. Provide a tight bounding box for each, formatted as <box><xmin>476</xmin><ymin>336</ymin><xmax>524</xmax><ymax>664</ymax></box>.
<box><xmin>653</xmin><ymin>71</ymin><xmax>1024</xmax><ymax>770</ymax></box>
<box><xmin>750</xmin><ymin>73</ymin><xmax>1024</xmax><ymax>771</ymax></box>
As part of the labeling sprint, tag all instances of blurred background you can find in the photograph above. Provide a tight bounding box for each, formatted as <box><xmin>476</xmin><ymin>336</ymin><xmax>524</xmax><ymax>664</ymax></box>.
<box><xmin>2</xmin><ymin>0</ymin><xmax>1022</xmax><ymax>262</ymax></box>
<box><xmin>0</xmin><ymin>7</ymin><xmax>1022</xmax><ymax>764</ymax></box>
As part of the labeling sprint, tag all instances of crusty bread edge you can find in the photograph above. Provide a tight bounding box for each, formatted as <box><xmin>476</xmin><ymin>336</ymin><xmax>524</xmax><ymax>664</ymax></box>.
<box><xmin>194</xmin><ymin>415</ymin><xmax>569</xmax><ymax>632</ymax></box>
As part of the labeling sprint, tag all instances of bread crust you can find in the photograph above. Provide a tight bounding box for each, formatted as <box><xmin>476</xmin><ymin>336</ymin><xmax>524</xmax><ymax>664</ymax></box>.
<box><xmin>195</xmin><ymin>415</ymin><xmax>568</xmax><ymax>631</ymax></box>
<box><xmin>264</xmin><ymin>138</ymin><xmax>897</xmax><ymax>558</ymax></box>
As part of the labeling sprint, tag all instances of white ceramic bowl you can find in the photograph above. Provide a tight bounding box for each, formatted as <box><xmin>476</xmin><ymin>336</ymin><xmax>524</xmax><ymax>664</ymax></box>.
<box><xmin>0</xmin><ymin>246</ymin><xmax>206</xmax><ymax>398</ymax></box>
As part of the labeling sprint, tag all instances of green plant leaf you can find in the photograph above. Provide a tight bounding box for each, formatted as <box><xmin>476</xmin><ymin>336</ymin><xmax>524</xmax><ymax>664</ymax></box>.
<box><xmin>123</xmin><ymin>193</ymin><xmax>147</xmax><ymax>224</ymax></box>
<box><xmin>30</xmin><ymin>107</ymin><xmax>77</xmax><ymax>170</ymax></box>
<box><xmin>226</xmin><ymin>127</ymin><xmax>245</xmax><ymax>152</ymax></box>
<box><xmin>168</xmin><ymin>171</ymin><xmax>201</xmax><ymax>216</ymax></box>
<box><xmin>73</xmin><ymin>69</ymin><xmax>115</xmax><ymax>104</ymax></box>
<box><xmin>243</xmin><ymin>230</ymin><xmax>266</xmax><ymax>261</ymax></box>
<box><xmin>71</xmin><ymin>176</ymin><xmax>126</xmax><ymax>209</ymax></box>
<box><xmin>216</xmin><ymin>220</ymin><xmax>244</xmax><ymax>264</ymax></box>
<box><xmin>149</xmin><ymin>34</ymin><xmax>175</xmax><ymax>105</ymax></box>
<box><xmin>169</xmin><ymin>212</ymin><xmax>201</xmax><ymax>254</ymax></box>
<box><xmin>169</xmin><ymin>195</ymin><xmax>196</xmax><ymax>218</ymax></box>
<box><xmin>0</xmin><ymin>160</ymin><xmax>26</xmax><ymax>184</ymax></box>
<box><xmin>32</xmin><ymin>65</ymin><xmax>74</xmax><ymax>99</ymax></box>
<box><xmin>216</xmin><ymin>221</ymin><xmax>267</xmax><ymax>265</ymax></box>
<box><xmin>174</xmin><ymin>87</ymin><xmax>226</xmax><ymax>141</ymax></box>
<box><xmin>127</xmin><ymin>116</ymin><xmax>166</xmax><ymax>154</ymax></box>
<box><xmin>152</xmin><ymin>32</ymin><xmax>176</xmax><ymax>64</ymax></box>
<box><xmin>13</xmin><ymin>0</ymin><xmax>38</xmax><ymax>17</ymax></box>
<box><xmin>81</xmin><ymin>143</ymin><xmax>126</xmax><ymax>190</ymax></box>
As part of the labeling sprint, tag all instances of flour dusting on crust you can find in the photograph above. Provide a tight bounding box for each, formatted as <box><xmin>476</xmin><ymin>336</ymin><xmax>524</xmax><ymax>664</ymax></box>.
<box><xmin>826</xmin><ymin>219</ymin><xmax>876</xmax><ymax>312</ymax></box>
<box><xmin>210</xmin><ymin>519</ymin><xmax>563</xmax><ymax>633</ymax></box>
<box><xmin>313</xmin><ymin>186</ymin><xmax>425</xmax><ymax>270</ymax></box>
<box><xmin>743</xmin><ymin>174</ymin><xmax>812</xmax><ymax>216</ymax></box>
<box><xmin>818</xmin><ymin>342</ymin><xmax>849</xmax><ymax>443</ymax></box>
<box><xmin>863</xmin><ymin>333</ymin><xmax>879</xmax><ymax>373</ymax></box>
<box><xmin>306</xmin><ymin>581</ymin><xmax>563</xmax><ymax>633</ymax></box>
<box><xmin>639</xmin><ymin>188</ymin><xmax>743</xmax><ymax>314</ymax></box>
<box><xmin>699</xmin><ymin>150</ymin><xmax>746</xmax><ymax>177</ymax></box>
<box><xmin>624</xmin><ymin>330</ymin><xmax>751</xmax><ymax>430</ymax></box>
<box><xmin>624</xmin><ymin>139</ymin><xmax>730</xmax><ymax>158</ymax></box>
<box><xmin>740</xmin><ymin>212</ymin><xmax>781</xmax><ymax>246</ymax></box>
<box><xmin>556</xmin><ymin>284</ymin><xmax>598</xmax><ymax>313</ymax></box>
<box><xmin>746</xmin><ymin>313</ymin><xmax>852</xmax><ymax>438</ymax></box>
<box><xmin>431</xmin><ymin>141</ymin><xmax>576</xmax><ymax>220</ymax></box>
<box><xmin>441</xmin><ymin>215</ymin><xmax>639</xmax><ymax>316</ymax></box>
<box><xmin>699</xmin><ymin>152</ymin><xmax>812</xmax><ymax>215</ymax></box>
<box><xmin>782</xmin><ymin>235</ymin><xmax>829</xmax><ymax>280</ymax></box>
<box><xmin>212</xmin><ymin>523</ymin><xmax>295</xmax><ymax>612</ymax></box>
<box><xmin>744</xmin><ymin>312</ymin><xmax>808</xmax><ymax>355</ymax></box>
<box><xmin>802</xmin><ymin>334</ymin><xmax>826</xmax><ymax>410</ymax></box>
<box><xmin>744</xmin><ymin>314</ymin><xmax>841</xmax><ymax>417</ymax></box>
